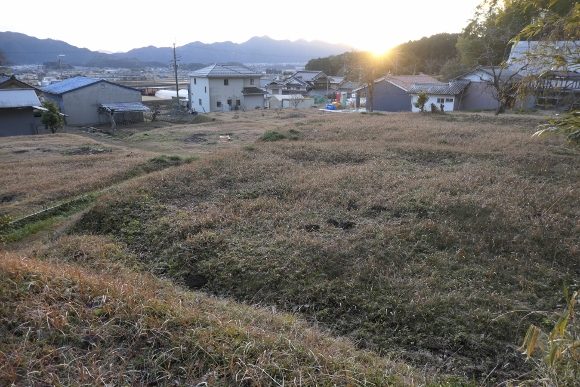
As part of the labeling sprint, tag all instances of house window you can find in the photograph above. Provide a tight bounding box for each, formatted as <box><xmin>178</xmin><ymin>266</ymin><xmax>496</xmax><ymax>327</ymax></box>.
<box><xmin>227</xmin><ymin>99</ymin><xmax>232</xmax><ymax>106</ymax></box>
<box><xmin>194</xmin><ymin>78</ymin><xmax>197</xmax><ymax>85</ymax></box>
<box><xmin>204</xmin><ymin>86</ymin><xmax>207</xmax><ymax>93</ymax></box>
<box><xmin>436</xmin><ymin>97</ymin><xmax>445</xmax><ymax>103</ymax></box>
<box><xmin>445</xmin><ymin>98</ymin><xmax>454</xmax><ymax>103</ymax></box>
<box><xmin>217</xmin><ymin>101</ymin><xmax>222</xmax><ymax>108</ymax></box>
<box><xmin>198</xmin><ymin>98</ymin><xmax>202</xmax><ymax>106</ymax></box>
<box><xmin>236</xmin><ymin>99</ymin><xmax>241</xmax><ymax>106</ymax></box>
<box><xmin>250</xmin><ymin>78</ymin><xmax>254</xmax><ymax>85</ymax></box>
<box><xmin>224</xmin><ymin>79</ymin><xmax>229</xmax><ymax>86</ymax></box>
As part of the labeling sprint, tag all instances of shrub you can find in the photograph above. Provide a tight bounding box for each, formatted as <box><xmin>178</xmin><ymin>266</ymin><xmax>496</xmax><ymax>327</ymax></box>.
<box><xmin>260</xmin><ymin>131</ymin><xmax>286</xmax><ymax>142</ymax></box>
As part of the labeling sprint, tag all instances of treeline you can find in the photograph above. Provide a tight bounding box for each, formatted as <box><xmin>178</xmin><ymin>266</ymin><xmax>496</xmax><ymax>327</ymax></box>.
<box><xmin>306</xmin><ymin>33</ymin><xmax>461</xmax><ymax>80</ymax></box>
<box><xmin>306</xmin><ymin>0</ymin><xmax>578</xmax><ymax>81</ymax></box>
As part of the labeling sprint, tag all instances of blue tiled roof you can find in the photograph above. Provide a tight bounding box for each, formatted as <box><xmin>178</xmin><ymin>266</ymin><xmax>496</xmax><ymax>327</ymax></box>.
<box><xmin>42</xmin><ymin>76</ymin><xmax>101</xmax><ymax>95</ymax></box>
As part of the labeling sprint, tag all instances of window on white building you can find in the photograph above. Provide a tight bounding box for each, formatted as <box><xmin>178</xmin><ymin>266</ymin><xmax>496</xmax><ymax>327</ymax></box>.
<box><xmin>198</xmin><ymin>98</ymin><xmax>202</xmax><ymax>106</ymax></box>
<box><xmin>224</xmin><ymin>79</ymin><xmax>229</xmax><ymax>86</ymax></box>
<box><xmin>445</xmin><ymin>98</ymin><xmax>454</xmax><ymax>102</ymax></box>
<box><xmin>227</xmin><ymin>99</ymin><xmax>232</xmax><ymax>106</ymax></box>
<box><xmin>250</xmin><ymin>79</ymin><xmax>254</xmax><ymax>85</ymax></box>
<box><xmin>217</xmin><ymin>101</ymin><xmax>222</xmax><ymax>108</ymax></box>
<box><xmin>204</xmin><ymin>86</ymin><xmax>207</xmax><ymax>93</ymax></box>
<box><xmin>437</xmin><ymin>97</ymin><xmax>445</xmax><ymax>103</ymax></box>
<box><xmin>194</xmin><ymin>78</ymin><xmax>196</xmax><ymax>85</ymax></box>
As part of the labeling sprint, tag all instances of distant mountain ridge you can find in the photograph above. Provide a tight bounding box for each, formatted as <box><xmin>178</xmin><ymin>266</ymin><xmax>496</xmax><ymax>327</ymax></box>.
<box><xmin>0</xmin><ymin>32</ymin><xmax>352</xmax><ymax>67</ymax></box>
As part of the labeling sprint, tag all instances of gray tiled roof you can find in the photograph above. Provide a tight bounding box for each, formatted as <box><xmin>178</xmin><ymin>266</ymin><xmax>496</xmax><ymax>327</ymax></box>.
<box><xmin>0</xmin><ymin>89</ymin><xmax>41</xmax><ymax>108</ymax></box>
<box><xmin>292</xmin><ymin>70</ymin><xmax>325</xmax><ymax>82</ymax></box>
<box><xmin>190</xmin><ymin>64</ymin><xmax>261</xmax><ymax>78</ymax></box>
<box><xmin>408</xmin><ymin>80</ymin><xmax>470</xmax><ymax>95</ymax></box>
<box><xmin>241</xmin><ymin>87</ymin><xmax>266</xmax><ymax>95</ymax></box>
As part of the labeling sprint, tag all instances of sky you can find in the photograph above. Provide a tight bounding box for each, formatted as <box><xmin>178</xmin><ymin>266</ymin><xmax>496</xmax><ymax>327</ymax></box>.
<box><xmin>3</xmin><ymin>0</ymin><xmax>482</xmax><ymax>53</ymax></box>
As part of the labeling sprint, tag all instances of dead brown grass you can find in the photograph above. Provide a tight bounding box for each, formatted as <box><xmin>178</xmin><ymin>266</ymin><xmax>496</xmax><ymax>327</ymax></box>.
<box><xmin>76</xmin><ymin>111</ymin><xmax>579</xmax><ymax>383</ymax></box>
<box><xmin>0</xmin><ymin>248</ymin><xmax>434</xmax><ymax>386</ymax></box>
<box><xmin>0</xmin><ymin>133</ymin><xmax>154</xmax><ymax>218</ymax></box>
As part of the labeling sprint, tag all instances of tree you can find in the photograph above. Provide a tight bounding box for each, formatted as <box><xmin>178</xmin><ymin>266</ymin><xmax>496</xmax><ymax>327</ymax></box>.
<box><xmin>414</xmin><ymin>92</ymin><xmax>428</xmax><ymax>112</ymax></box>
<box><xmin>456</xmin><ymin>1</ymin><xmax>538</xmax><ymax>114</ymax></box>
<box><xmin>41</xmin><ymin>101</ymin><xmax>64</xmax><ymax>133</ymax></box>
<box><xmin>289</xmin><ymin>94</ymin><xmax>304</xmax><ymax>109</ymax></box>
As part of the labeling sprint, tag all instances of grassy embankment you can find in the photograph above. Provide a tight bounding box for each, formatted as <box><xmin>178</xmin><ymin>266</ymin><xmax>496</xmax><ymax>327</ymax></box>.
<box><xmin>0</xmin><ymin>238</ymin><xmax>438</xmax><ymax>386</ymax></box>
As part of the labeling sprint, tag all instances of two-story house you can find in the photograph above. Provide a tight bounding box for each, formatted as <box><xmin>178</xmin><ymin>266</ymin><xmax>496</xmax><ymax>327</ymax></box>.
<box><xmin>189</xmin><ymin>64</ymin><xmax>265</xmax><ymax>112</ymax></box>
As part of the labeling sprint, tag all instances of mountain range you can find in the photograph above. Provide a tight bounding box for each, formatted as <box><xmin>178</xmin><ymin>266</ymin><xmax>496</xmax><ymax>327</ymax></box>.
<box><xmin>0</xmin><ymin>32</ymin><xmax>352</xmax><ymax>67</ymax></box>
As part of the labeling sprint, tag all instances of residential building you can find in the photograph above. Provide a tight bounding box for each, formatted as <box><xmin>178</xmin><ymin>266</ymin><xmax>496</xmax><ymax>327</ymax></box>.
<box><xmin>264</xmin><ymin>70</ymin><xmax>331</xmax><ymax>97</ymax></box>
<box><xmin>189</xmin><ymin>64</ymin><xmax>265</xmax><ymax>112</ymax></box>
<box><xmin>455</xmin><ymin>67</ymin><xmax>531</xmax><ymax>111</ymax></box>
<box><xmin>0</xmin><ymin>74</ymin><xmax>37</xmax><ymax>90</ymax></box>
<box><xmin>42</xmin><ymin>76</ymin><xmax>145</xmax><ymax>126</ymax></box>
<box><xmin>0</xmin><ymin>89</ymin><xmax>42</xmax><ymax>136</ymax></box>
<box><xmin>356</xmin><ymin>74</ymin><xmax>442</xmax><ymax>111</ymax></box>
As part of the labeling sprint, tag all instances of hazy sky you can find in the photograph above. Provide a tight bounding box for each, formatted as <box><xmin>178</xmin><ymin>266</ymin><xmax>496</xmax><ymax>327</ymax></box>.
<box><xmin>3</xmin><ymin>0</ymin><xmax>482</xmax><ymax>53</ymax></box>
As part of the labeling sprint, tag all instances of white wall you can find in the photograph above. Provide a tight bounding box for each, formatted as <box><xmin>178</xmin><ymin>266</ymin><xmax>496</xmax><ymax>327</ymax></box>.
<box><xmin>243</xmin><ymin>95</ymin><xmax>265</xmax><ymax>110</ymax></box>
<box><xmin>190</xmin><ymin>77</ymin><xmax>210</xmax><ymax>113</ymax></box>
<box><xmin>411</xmin><ymin>94</ymin><xmax>456</xmax><ymax>112</ymax></box>
<box><xmin>191</xmin><ymin>76</ymin><xmax>259</xmax><ymax>112</ymax></box>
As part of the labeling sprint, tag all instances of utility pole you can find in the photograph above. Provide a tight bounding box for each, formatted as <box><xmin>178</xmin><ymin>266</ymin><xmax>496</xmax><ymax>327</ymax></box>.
<box><xmin>173</xmin><ymin>43</ymin><xmax>180</xmax><ymax>109</ymax></box>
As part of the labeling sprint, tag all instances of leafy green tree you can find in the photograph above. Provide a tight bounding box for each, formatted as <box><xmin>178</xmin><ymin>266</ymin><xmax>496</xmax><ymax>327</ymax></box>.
<box><xmin>457</xmin><ymin>0</ymin><xmax>535</xmax><ymax>67</ymax></box>
<box><xmin>41</xmin><ymin>101</ymin><xmax>64</xmax><ymax>133</ymax></box>
<box><xmin>414</xmin><ymin>92</ymin><xmax>428</xmax><ymax>112</ymax></box>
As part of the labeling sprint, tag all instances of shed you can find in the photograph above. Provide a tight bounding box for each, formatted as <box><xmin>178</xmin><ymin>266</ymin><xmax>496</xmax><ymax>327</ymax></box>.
<box><xmin>42</xmin><ymin>76</ymin><xmax>145</xmax><ymax>126</ymax></box>
<box><xmin>356</xmin><ymin>74</ymin><xmax>443</xmax><ymax>111</ymax></box>
<box><xmin>268</xmin><ymin>94</ymin><xmax>314</xmax><ymax>109</ymax></box>
<box><xmin>0</xmin><ymin>89</ymin><xmax>42</xmax><ymax>136</ymax></box>
<box><xmin>241</xmin><ymin>87</ymin><xmax>266</xmax><ymax>110</ymax></box>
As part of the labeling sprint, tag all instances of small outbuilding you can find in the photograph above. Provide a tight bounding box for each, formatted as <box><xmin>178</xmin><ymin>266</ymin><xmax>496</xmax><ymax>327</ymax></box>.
<box><xmin>356</xmin><ymin>74</ymin><xmax>443</xmax><ymax>112</ymax></box>
<box><xmin>408</xmin><ymin>81</ymin><xmax>470</xmax><ymax>112</ymax></box>
<box><xmin>42</xmin><ymin>76</ymin><xmax>146</xmax><ymax>126</ymax></box>
<box><xmin>0</xmin><ymin>89</ymin><xmax>42</xmax><ymax>136</ymax></box>
<box><xmin>267</xmin><ymin>94</ymin><xmax>314</xmax><ymax>109</ymax></box>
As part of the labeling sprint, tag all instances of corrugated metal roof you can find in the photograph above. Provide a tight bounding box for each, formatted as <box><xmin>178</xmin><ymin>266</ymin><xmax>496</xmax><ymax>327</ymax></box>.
<box><xmin>100</xmin><ymin>102</ymin><xmax>150</xmax><ymax>112</ymax></box>
<box><xmin>42</xmin><ymin>76</ymin><xmax>101</xmax><ymax>95</ymax></box>
<box><xmin>408</xmin><ymin>80</ymin><xmax>470</xmax><ymax>95</ymax></box>
<box><xmin>190</xmin><ymin>64</ymin><xmax>261</xmax><ymax>78</ymax></box>
<box><xmin>0</xmin><ymin>89</ymin><xmax>41</xmax><ymax>108</ymax></box>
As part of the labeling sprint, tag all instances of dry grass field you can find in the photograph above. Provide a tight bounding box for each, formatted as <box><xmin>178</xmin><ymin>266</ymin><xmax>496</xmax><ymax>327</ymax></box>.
<box><xmin>0</xmin><ymin>134</ymin><xmax>154</xmax><ymax>218</ymax></box>
<box><xmin>2</xmin><ymin>110</ymin><xmax>578</xmax><ymax>385</ymax></box>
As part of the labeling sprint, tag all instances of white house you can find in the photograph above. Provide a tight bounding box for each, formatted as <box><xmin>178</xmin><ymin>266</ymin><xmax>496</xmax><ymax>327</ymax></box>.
<box><xmin>189</xmin><ymin>64</ymin><xmax>265</xmax><ymax>112</ymax></box>
<box><xmin>408</xmin><ymin>81</ymin><xmax>470</xmax><ymax>112</ymax></box>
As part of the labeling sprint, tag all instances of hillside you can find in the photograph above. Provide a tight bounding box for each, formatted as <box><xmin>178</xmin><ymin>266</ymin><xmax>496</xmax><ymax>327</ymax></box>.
<box><xmin>68</xmin><ymin>111</ymin><xmax>578</xmax><ymax>383</ymax></box>
<box><xmin>0</xmin><ymin>32</ymin><xmax>351</xmax><ymax>66</ymax></box>
<box><xmin>306</xmin><ymin>33</ymin><xmax>460</xmax><ymax>78</ymax></box>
